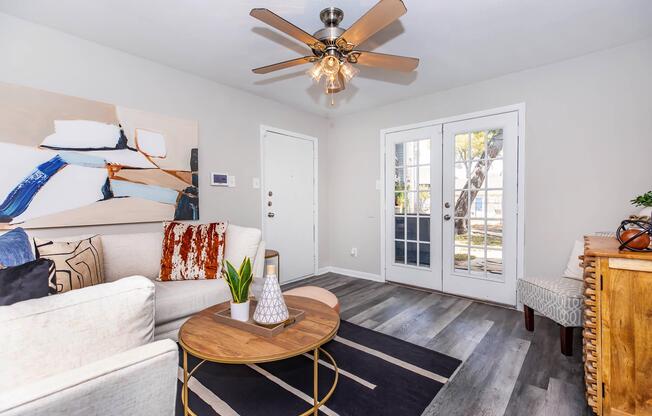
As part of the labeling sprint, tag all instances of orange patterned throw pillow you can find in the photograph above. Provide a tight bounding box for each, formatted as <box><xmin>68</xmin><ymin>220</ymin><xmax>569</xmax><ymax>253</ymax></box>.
<box><xmin>158</xmin><ymin>221</ymin><xmax>227</xmax><ymax>281</ymax></box>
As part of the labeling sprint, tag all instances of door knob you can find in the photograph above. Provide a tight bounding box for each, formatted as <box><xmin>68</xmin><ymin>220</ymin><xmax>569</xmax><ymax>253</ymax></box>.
<box><xmin>268</xmin><ymin>212</ymin><xmax>275</xmax><ymax>218</ymax></box>
<box><xmin>443</xmin><ymin>214</ymin><xmax>451</xmax><ymax>221</ymax></box>
<box><xmin>444</xmin><ymin>202</ymin><xmax>451</xmax><ymax>208</ymax></box>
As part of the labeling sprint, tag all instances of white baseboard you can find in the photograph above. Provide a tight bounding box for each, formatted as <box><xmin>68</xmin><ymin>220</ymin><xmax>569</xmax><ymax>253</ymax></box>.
<box><xmin>316</xmin><ymin>266</ymin><xmax>384</xmax><ymax>283</ymax></box>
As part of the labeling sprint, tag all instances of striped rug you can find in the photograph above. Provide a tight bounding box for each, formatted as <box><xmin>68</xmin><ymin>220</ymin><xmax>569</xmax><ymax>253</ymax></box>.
<box><xmin>175</xmin><ymin>320</ymin><xmax>461</xmax><ymax>415</ymax></box>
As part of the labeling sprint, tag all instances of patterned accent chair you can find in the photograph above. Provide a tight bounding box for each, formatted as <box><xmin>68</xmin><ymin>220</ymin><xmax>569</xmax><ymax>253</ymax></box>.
<box><xmin>517</xmin><ymin>240</ymin><xmax>585</xmax><ymax>356</ymax></box>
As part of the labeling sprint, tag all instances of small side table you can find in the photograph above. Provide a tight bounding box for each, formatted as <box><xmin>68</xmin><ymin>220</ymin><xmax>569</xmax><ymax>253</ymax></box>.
<box><xmin>265</xmin><ymin>249</ymin><xmax>280</xmax><ymax>281</ymax></box>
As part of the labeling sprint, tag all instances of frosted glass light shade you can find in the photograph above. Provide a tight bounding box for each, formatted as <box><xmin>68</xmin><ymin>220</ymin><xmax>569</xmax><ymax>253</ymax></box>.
<box><xmin>306</xmin><ymin>62</ymin><xmax>323</xmax><ymax>82</ymax></box>
<box><xmin>321</xmin><ymin>56</ymin><xmax>340</xmax><ymax>77</ymax></box>
<box><xmin>340</xmin><ymin>61</ymin><xmax>359</xmax><ymax>82</ymax></box>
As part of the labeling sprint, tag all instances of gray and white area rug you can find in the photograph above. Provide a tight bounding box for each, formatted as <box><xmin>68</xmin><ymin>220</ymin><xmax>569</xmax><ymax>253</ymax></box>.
<box><xmin>176</xmin><ymin>320</ymin><xmax>461</xmax><ymax>415</ymax></box>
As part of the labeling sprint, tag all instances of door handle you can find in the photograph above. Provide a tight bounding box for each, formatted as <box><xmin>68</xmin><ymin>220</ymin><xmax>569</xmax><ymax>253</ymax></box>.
<box><xmin>268</xmin><ymin>212</ymin><xmax>275</xmax><ymax>218</ymax></box>
<box><xmin>443</xmin><ymin>214</ymin><xmax>451</xmax><ymax>221</ymax></box>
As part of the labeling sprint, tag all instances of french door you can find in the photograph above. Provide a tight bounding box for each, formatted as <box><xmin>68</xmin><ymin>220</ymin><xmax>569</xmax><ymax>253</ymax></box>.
<box><xmin>384</xmin><ymin>111</ymin><xmax>520</xmax><ymax>306</ymax></box>
<box><xmin>385</xmin><ymin>125</ymin><xmax>442</xmax><ymax>290</ymax></box>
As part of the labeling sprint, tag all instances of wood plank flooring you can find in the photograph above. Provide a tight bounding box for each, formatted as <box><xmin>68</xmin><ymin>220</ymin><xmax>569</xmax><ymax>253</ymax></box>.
<box><xmin>283</xmin><ymin>273</ymin><xmax>591</xmax><ymax>416</ymax></box>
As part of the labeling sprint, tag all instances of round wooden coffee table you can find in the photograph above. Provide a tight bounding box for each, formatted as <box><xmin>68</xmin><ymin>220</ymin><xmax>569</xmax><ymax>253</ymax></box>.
<box><xmin>179</xmin><ymin>295</ymin><xmax>340</xmax><ymax>416</ymax></box>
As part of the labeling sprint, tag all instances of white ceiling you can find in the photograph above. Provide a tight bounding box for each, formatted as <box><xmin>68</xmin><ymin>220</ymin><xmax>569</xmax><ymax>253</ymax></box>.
<box><xmin>1</xmin><ymin>0</ymin><xmax>651</xmax><ymax>117</ymax></box>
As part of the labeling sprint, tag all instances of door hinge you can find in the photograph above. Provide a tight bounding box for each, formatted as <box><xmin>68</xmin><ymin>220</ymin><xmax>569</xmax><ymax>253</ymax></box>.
<box><xmin>602</xmin><ymin>382</ymin><xmax>605</xmax><ymax>398</ymax></box>
<box><xmin>600</xmin><ymin>274</ymin><xmax>603</xmax><ymax>290</ymax></box>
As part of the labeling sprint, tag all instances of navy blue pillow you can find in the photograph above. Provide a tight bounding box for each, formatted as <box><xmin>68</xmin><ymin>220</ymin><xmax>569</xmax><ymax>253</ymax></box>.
<box><xmin>0</xmin><ymin>258</ymin><xmax>55</xmax><ymax>306</ymax></box>
<box><xmin>0</xmin><ymin>228</ymin><xmax>35</xmax><ymax>268</ymax></box>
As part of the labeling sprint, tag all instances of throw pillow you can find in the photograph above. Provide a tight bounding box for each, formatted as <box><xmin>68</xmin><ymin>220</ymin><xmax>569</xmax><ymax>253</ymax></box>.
<box><xmin>562</xmin><ymin>240</ymin><xmax>585</xmax><ymax>280</ymax></box>
<box><xmin>159</xmin><ymin>221</ymin><xmax>227</xmax><ymax>281</ymax></box>
<box><xmin>0</xmin><ymin>228</ymin><xmax>35</xmax><ymax>268</ymax></box>
<box><xmin>34</xmin><ymin>235</ymin><xmax>105</xmax><ymax>293</ymax></box>
<box><xmin>0</xmin><ymin>258</ymin><xmax>56</xmax><ymax>306</ymax></box>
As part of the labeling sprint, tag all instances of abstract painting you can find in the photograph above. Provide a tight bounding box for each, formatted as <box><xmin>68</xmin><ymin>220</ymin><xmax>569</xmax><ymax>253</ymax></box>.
<box><xmin>0</xmin><ymin>82</ymin><xmax>199</xmax><ymax>229</ymax></box>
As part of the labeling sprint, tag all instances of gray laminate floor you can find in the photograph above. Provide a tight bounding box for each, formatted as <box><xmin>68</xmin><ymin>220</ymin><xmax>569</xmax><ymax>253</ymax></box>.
<box><xmin>283</xmin><ymin>273</ymin><xmax>591</xmax><ymax>416</ymax></box>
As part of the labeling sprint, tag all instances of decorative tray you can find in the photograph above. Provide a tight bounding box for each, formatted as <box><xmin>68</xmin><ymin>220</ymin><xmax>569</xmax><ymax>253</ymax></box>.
<box><xmin>212</xmin><ymin>300</ymin><xmax>305</xmax><ymax>338</ymax></box>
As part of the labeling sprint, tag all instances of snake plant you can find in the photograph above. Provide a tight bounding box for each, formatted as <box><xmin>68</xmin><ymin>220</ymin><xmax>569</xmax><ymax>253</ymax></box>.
<box><xmin>631</xmin><ymin>191</ymin><xmax>652</xmax><ymax>208</ymax></box>
<box><xmin>222</xmin><ymin>257</ymin><xmax>253</xmax><ymax>304</ymax></box>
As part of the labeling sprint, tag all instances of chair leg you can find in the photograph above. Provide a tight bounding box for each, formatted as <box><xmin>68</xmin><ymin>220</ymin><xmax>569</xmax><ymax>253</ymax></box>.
<box><xmin>523</xmin><ymin>305</ymin><xmax>534</xmax><ymax>331</ymax></box>
<box><xmin>560</xmin><ymin>325</ymin><xmax>573</xmax><ymax>356</ymax></box>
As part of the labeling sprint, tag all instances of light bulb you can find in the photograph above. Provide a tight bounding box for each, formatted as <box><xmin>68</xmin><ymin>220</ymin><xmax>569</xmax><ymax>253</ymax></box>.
<box><xmin>321</xmin><ymin>55</ymin><xmax>341</xmax><ymax>77</ymax></box>
<box><xmin>339</xmin><ymin>61</ymin><xmax>359</xmax><ymax>83</ymax></box>
<box><xmin>306</xmin><ymin>62</ymin><xmax>323</xmax><ymax>82</ymax></box>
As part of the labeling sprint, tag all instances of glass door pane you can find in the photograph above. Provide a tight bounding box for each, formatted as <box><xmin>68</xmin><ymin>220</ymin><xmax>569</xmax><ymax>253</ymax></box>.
<box><xmin>393</xmin><ymin>139</ymin><xmax>431</xmax><ymax>268</ymax></box>
<box><xmin>452</xmin><ymin>128</ymin><xmax>504</xmax><ymax>280</ymax></box>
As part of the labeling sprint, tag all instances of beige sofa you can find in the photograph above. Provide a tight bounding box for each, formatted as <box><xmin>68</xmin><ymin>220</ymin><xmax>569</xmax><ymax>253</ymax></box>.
<box><xmin>0</xmin><ymin>224</ymin><xmax>265</xmax><ymax>416</ymax></box>
<box><xmin>96</xmin><ymin>224</ymin><xmax>266</xmax><ymax>340</ymax></box>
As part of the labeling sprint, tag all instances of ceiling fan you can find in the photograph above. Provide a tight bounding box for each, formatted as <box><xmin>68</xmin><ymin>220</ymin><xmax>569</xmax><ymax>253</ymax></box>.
<box><xmin>250</xmin><ymin>0</ymin><xmax>419</xmax><ymax>97</ymax></box>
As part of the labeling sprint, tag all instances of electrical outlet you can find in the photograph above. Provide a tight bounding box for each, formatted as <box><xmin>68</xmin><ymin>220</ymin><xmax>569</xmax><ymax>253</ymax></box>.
<box><xmin>350</xmin><ymin>247</ymin><xmax>358</xmax><ymax>257</ymax></box>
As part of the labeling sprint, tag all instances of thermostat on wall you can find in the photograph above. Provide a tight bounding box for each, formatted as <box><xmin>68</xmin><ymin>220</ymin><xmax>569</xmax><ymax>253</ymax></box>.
<box><xmin>210</xmin><ymin>172</ymin><xmax>235</xmax><ymax>187</ymax></box>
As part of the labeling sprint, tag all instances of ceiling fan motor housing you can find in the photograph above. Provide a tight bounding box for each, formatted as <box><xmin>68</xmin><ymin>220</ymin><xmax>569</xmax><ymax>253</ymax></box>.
<box><xmin>314</xmin><ymin>7</ymin><xmax>346</xmax><ymax>49</ymax></box>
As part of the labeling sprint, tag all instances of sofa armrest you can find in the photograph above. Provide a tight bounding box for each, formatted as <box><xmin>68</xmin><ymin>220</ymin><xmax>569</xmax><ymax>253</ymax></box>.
<box><xmin>253</xmin><ymin>240</ymin><xmax>266</xmax><ymax>279</ymax></box>
<box><xmin>0</xmin><ymin>276</ymin><xmax>155</xmax><ymax>390</ymax></box>
<box><xmin>0</xmin><ymin>340</ymin><xmax>178</xmax><ymax>416</ymax></box>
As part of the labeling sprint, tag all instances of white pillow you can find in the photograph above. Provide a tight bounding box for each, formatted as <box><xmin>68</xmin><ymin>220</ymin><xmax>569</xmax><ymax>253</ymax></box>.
<box><xmin>224</xmin><ymin>225</ymin><xmax>262</xmax><ymax>269</ymax></box>
<box><xmin>563</xmin><ymin>240</ymin><xmax>585</xmax><ymax>280</ymax></box>
<box><xmin>41</xmin><ymin>120</ymin><xmax>121</xmax><ymax>149</ymax></box>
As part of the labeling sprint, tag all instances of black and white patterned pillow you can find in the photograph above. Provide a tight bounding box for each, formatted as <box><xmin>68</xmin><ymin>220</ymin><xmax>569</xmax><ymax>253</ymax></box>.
<box><xmin>34</xmin><ymin>236</ymin><xmax>104</xmax><ymax>294</ymax></box>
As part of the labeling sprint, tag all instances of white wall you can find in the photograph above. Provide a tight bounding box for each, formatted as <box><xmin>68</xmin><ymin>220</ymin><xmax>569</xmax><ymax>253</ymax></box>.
<box><xmin>0</xmin><ymin>13</ymin><xmax>331</xmax><ymax>267</ymax></box>
<box><xmin>326</xmin><ymin>37</ymin><xmax>652</xmax><ymax>279</ymax></box>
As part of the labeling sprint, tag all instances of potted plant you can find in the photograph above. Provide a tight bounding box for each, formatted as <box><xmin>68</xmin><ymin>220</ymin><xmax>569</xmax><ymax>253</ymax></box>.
<box><xmin>223</xmin><ymin>257</ymin><xmax>253</xmax><ymax>322</ymax></box>
<box><xmin>631</xmin><ymin>191</ymin><xmax>652</xmax><ymax>218</ymax></box>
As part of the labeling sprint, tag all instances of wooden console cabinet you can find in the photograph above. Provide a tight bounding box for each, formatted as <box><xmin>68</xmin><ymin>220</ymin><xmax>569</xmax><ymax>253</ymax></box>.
<box><xmin>582</xmin><ymin>236</ymin><xmax>652</xmax><ymax>416</ymax></box>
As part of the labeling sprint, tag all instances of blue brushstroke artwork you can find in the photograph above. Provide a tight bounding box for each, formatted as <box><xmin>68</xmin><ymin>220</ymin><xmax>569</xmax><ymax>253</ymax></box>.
<box><xmin>110</xmin><ymin>180</ymin><xmax>179</xmax><ymax>205</ymax></box>
<box><xmin>0</xmin><ymin>156</ymin><xmax>67</xmax><ymax>223</ymax></box>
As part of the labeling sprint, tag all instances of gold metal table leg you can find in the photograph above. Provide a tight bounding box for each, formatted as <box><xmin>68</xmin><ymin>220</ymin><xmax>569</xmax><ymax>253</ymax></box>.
<box><xmin>313</xmin><ymin>348</ymin><xmax>319</xmax><ymax>416</ymax></box>
<box><xmin>183</xmin><ymin>350</ymin><xmax>189</xmax><ymax>416</ymax></box>
<box><xmin>181</xmin><ymin>348</ymin><xmax>205</xmax><ymax>416</ymax></box>
<box><xmin>299</xmin><ymin>347</ymin><xmax>338</xmax><ymax>416</ymax></box>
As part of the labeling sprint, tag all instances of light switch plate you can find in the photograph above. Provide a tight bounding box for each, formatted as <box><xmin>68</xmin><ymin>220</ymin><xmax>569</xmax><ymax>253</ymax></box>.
<box><xmin>252</xmin><ymin>177</ymin><xmax>260</xmax><ymax>189</ymax></box>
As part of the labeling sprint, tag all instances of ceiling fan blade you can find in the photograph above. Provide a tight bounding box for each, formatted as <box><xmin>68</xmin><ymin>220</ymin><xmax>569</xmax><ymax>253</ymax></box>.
<box><xmin>337</xmin><ymin>0</ymin><xmax>406</xmax><ymax>49</ymax></box>
<box><xmin>250</xmin><ymin>8</ymin><xmax>326</xmax><ymax>51</ymax></box>
<box><xmin>350</xmin><ymin>51</ymin><xmax>419</xmax><ymax>72</ymax></box>
<box><xmin>252</xmin><ymin>56</ymin><xmax>317</xmax><ymax>74</ymax></box>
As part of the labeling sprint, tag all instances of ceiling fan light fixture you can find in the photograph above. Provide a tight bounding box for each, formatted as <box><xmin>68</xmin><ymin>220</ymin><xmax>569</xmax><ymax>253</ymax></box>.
<box><xmin>339</xmin><ymin>60</ymin><xmax>359</xmax><ymax>83</ymax></box>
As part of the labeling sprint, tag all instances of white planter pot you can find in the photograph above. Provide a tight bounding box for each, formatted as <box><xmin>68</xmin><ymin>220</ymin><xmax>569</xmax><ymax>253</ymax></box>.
<box><xmin>638</xmin><ymin>207</ymin><xmax>652</xmax><ymax>218</ymax></box>
<box><xmin>230</xmin><ymin>300</ymin><xmax>250</xmax><ymax>322</ymax></box>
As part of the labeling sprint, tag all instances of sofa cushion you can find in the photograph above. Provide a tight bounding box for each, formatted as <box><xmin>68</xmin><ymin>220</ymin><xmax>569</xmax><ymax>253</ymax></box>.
<box><xmin>101</xmin><ymin>232</ymin><xmax>163</xmax><ymax>282</ymax></box>
<box><xmin>159</xmin><ymin>222</ymin><xmax>227</xmax><ymax>281</ymax></box>
<box><xmin>517</xmin><ymin>276</ymin><xmax>583</xmax><ymax>327</ymax></box>
<box><xmin>0</xmin><ymin>276</ymin><xmax>155</xmax><ymax>390</ymax></box>
<box><xmin>562</xmin><ymin>240</ymin><xmax>585</xmax><ymax>280</ymax></box>
<box><xmin>35</xmin><ymin>235</ymin><xmax>105</xmax><ymax>293</ymax></box>
<box><xmin>225</xmin><ymin>225</ymin><xmax>262</xmax><ymax>269</ymax></box>
<box><xmin>154</xmin><ymin>279</ymin><xmax>231</xmax><ymax>326</ymax></box>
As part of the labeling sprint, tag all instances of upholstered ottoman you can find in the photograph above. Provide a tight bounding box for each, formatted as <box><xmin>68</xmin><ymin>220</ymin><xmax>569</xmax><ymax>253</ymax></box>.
<box><xmin>517</xmin><ymin>276</ymin><xmax>583</xmax><ymax>355</ymax></box>
<box><xmin>283</xmin><ymin>286</ymin><xmax>340</xmax><ymax>315</ymax></box>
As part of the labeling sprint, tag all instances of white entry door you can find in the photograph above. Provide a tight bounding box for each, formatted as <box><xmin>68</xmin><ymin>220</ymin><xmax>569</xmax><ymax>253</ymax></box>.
<box><xmin>385</xmin><ymin>125</ymin><xmax>442</xmax><ymax>290</ymax></box>
<box><xmin>262</xmin><ymin>129</ymin><xmax>317</xmax><ymax>283</ymax></box>
<box><xmin>442</xmin><ymin>112</ymin><xmax>519</xmax><ymax>305</ymax></box>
